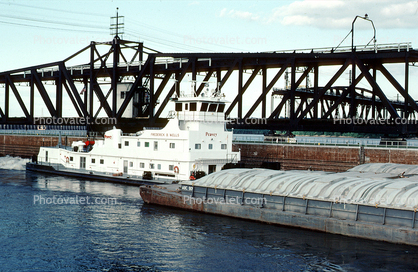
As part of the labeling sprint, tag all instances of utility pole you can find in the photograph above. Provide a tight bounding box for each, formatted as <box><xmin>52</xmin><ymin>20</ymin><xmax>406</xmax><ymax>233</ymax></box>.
<box><xmin>110</xmin><ymin>8</ymin><xmax>125</xmax><ymax>117</ymax></box>
<box><xmin>110</xmin><ymin>7</ymin><xmax>124</xmax><ymax>38</ymax></box>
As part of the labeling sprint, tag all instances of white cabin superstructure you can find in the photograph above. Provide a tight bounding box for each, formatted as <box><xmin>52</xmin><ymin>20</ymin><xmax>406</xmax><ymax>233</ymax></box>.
<box><xmin>36</xmin><ymin>91</ymin><xmax>240</xmax><ymax>182</ymax></box>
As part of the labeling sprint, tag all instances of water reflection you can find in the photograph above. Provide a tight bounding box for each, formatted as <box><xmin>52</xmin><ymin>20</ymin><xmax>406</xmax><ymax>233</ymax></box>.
<box><xmin>0</xmin><ymin>169</ymin><xmax>416</xmax><ymax>271</ymax></box>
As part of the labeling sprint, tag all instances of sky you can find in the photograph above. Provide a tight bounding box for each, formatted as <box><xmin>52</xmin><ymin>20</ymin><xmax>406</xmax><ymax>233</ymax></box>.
<box><xmin>1</xmin><ymin>0</ymin><xmax>417</xmax><ymax>70</ymax></box>
<box><xmin>0</xmin><ymin>0</ymin><xmax>417</xmax><ymax>117</ymax></box>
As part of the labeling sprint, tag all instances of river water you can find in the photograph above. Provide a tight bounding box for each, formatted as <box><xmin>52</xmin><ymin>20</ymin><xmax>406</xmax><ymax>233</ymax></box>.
<box><xmin>1</xmin><ymin>156</ymin><xmax>418</xmax><ymax>271</ymax></box>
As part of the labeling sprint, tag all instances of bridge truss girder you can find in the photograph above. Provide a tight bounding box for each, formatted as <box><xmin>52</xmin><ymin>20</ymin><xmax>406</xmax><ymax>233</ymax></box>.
<box><xmin>0</xmin><ymin>39</ymin><xmax>417</xmax><ymax>135</ymax></box>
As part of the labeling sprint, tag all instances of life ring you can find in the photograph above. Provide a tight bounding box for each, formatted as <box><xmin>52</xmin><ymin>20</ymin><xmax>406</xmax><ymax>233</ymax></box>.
<box><xmin>174</xmin><ymin>166</ymin><xmax>179</xmax><ymax>174</ymax></box>
<box><xmin>65</xmin><ymin>156</ymin><xmax>69</xmax><ymax>163</ymax></box>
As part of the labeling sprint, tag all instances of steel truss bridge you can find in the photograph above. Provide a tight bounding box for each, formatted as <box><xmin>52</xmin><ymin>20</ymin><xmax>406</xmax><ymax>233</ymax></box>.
<box><xmin>1</xmin><ymin>37</ymin><xmax>418</xmax><ymax>135</ymax></box>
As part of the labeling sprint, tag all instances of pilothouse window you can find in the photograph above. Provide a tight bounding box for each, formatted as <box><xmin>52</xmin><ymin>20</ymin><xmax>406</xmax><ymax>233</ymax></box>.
<box><xmin>208</xmin><ymin>104</ymin><xmax>217</xmax><ymax>112</ymax></box>
<box><xmin>190</xmin><ymin>102</ymin><xmax>197</xmax><ymax>111</ymax></box>
<box><xmin>217</xmin><ymin>104</ymin><xmax>225</xmax><ymax>112</ymax></box>
<box><xmin>200</xmin><ymin>103</ymin><xmax>208</xmax><ymax>112</ymax></box>
<box><xmin>175</xmin><ymin>103</ymin><xmax>182</xmax><ymax>111</ymax></box>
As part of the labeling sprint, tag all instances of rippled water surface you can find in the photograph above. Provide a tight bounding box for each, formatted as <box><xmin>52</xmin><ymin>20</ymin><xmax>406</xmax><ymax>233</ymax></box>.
<box><xmin>1</xmin><ymin>158</ymin><xmax>418</xmax><ymax>271</ymax></box>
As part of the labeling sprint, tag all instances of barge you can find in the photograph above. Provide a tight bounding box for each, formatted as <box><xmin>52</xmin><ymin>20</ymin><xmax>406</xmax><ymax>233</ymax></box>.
<box><xmin>26</xmin><ymin>89</ymin><xmax>240</xmax><ymax>185</ymax></box>
<box><xmin>140</xmin><ymin>163</ymin><xmax>418</xmax><ymax>246</ymax></box>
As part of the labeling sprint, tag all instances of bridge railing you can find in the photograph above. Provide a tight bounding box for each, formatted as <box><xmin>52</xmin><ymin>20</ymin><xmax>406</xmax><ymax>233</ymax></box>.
<box><xmin>27</xmin><ymin>60</ymin><xmax>147</xmax><ymax>77</ymax></box>
<box><xmin>31</xmin><ymin>56</ymin><xmax>189</xmax><ymax>77</ymax></box>
<box><xmin>233</xmin><ymin>137</ymin><xmax>418</xmax><ymax>149</ymax></box>
<box><xmin>0</xmin><ymin>129</ymin><xmax>88</xmax><ymax>137</ymax></box>
<box><xmin>266</xmin><ymin>42</ymin><xmax>412</xmax><ymax>54</ymax></box>
<box><xmin>18</xmin><ymin>42</ymin><xmax>414</xmax><ymax>77</ymax></box>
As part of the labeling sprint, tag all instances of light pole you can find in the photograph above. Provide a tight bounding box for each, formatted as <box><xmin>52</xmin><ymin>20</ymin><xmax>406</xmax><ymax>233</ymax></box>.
<box><xmin>351</xmin><ymin>14</ymin><xmax>376</xmax><ymax>52</ymax></box>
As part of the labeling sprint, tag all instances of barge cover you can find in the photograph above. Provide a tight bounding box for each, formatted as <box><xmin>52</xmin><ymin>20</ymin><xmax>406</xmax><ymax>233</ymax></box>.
<box><xmin>141</xmin><ymin>163</ymin><xmax>418</xmax><ymax>246</ymax></box>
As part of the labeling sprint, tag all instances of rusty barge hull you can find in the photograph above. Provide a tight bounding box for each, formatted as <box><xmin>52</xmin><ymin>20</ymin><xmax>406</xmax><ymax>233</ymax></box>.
<box><xmin>140</xmin><ymin>186</ymin><xmax>418</xmax><ymax>246</ymax></box>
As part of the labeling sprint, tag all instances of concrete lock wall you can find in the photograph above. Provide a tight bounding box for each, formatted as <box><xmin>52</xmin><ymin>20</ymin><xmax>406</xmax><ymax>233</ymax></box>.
<box><xmin>233</xmin><ymin>143</ymin><xmax>418</xmax><ymax>172</ymax></box>
<box><xmin>1</xmin><ymin>133</ymin><xmax>418</xmax><ymax>167</ymax></box>
<box><xmin>0</xmin><ymin>135</ymin><xmax>87</xmax><ymax>158</ymax></box>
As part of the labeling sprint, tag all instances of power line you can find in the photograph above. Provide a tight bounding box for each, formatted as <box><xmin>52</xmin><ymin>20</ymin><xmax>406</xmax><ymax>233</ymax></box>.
<box><xmin>0</xmin><ymin>20</ymin><xmax>107</xmax><ymax>34</ymax></box>
<box><xmin>0</xmin><ymin>2</ymin><xmax>107</xmax><ymax>18</ymax></box>
<box><xmin>0</xmin><ymin>2</ymin><xmax>246</xmax><ymax>52</ymax></box>
<box><xmin>126</xmin><ymin>18</ymin><xmax>185</xmax><ymax>39</ymax></box>
<box><xmin>0</xmin><ymin>13</ymin><xmax>105</xmax><ymax>30</ymax></box>
<box><xmin>126</xmin><ymin>18</ymin><xmax>247</xmax><ymax>52</ymax></box>
<box><xmin>125</xmin><ymin>29</ymin><xmax>217</xmax><ymax>52</ymax></box>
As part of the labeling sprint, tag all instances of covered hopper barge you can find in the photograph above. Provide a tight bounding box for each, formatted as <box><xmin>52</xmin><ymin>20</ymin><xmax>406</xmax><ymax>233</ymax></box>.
<box><xmin>140</xmin><ymin>163</ymin><xmax>418</xmax><ymax>246</ymax></box>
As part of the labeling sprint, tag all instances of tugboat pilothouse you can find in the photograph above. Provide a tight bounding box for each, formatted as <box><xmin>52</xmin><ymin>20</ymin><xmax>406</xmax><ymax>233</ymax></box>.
<box><xmin>28</xmin><ymin>89</ymin><xmax>241</xmax><ymax>184</ymax></box>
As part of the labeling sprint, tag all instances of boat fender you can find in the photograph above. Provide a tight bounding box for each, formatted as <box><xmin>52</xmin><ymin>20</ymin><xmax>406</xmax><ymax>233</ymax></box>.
<box><xmin>174</xmin><ymin>166</ymin><xmax>179</xmax><ymax>174</ymax></box>
<box><xmin>65</xmin><ymin>156</ymin><xmax>69</xmax><ymax>163</ymax></box>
